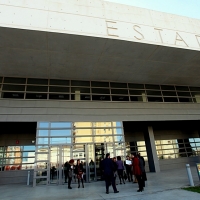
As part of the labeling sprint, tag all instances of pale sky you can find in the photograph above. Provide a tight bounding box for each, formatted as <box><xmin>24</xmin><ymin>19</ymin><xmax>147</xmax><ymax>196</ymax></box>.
<box><xmin>105</xmin><ymin>0</ymin><xmax>200</xmax><ymax>19</ymax></box>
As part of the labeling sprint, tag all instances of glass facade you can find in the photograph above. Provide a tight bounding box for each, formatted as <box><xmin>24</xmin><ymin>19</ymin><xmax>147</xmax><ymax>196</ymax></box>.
<box><xmin>155</xmin><ymin>138</ymin><xmax>200</xmax><ymax>159</ymax></box>
<box><xmin>0</xmin><ymin>76</ymin><xmax>199</xmax><ymax>103</ymax></box>
<box><xmin>0</xmin><ymin>146</ymin><xmax>35</xmax><ymax>171</ymax></box>
<box><xmin>34</xmin><ymin>121</ymin><xmax>125</xmax><ymax>185</ymax></box>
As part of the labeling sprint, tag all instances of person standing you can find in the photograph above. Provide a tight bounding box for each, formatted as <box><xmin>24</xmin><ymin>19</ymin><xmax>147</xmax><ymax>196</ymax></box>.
<box><xmin>116</xmin><ymin>156</ymin><xmax>125</xmax><ymax>184</ymax></box>
<box><xmin>112</xmin><ymin>157</ymin><xmax>118</xmax><ymax>185</ymax></box>
<box><xmin>138</xmin><ymin>152</ymin><xmax>147</xmax><ymax>187</ymax></box>
<box><xmin>67</xmin><ymin>159</ymin><xmax>74</xmax><ymax>189</ymax></box>
<box><xmin>74</xmin><ymin>159</ymin><xmax>84</xmax><ymax>188</ymax></box>
<box><xmin>64</xmin><ymin>161</ymin><xmax>69</xmax><ymax>183</ymax></box>
<box><xmin>132</xmin><ymin>153</ymin><xmax>143</xmax><ymax>192</ymax></box>
<box><xmin>101</xmin><ymin>153</ymin><xmax>119</xmax><ymax>194</ymax></box>
<box><xmin>124</xmin><ymin>156</ymin><xmax>133</xmax><ymax>182</ymax></box>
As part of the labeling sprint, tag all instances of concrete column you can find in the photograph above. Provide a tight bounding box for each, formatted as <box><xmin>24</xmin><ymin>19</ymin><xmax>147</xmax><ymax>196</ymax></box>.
<box><xmin>144</xmin><ymin>126</ymin><xmax>160</xmax><ymax>172</ymax></box>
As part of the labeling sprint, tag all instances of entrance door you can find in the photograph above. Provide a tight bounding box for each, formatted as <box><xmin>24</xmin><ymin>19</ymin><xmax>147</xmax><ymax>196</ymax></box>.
<box><xmin>49</xmin><ymin>145</ymin><xmax>71</xmax><ymax>185</ymax></box>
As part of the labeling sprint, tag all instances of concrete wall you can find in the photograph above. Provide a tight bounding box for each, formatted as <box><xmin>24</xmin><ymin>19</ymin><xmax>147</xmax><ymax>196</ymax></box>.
<box><xmin>0</xmin><ymin>169</ymin><xmax>34</xmax><ymax>185</ymax></box>
<box><xmin>1</xmin><ymin>99</ymin><xmax>200</xmax><ymax>122</ymax></box>
<box><xmin>0</xmin><ymin>0</ymin><xmax>200</xmax><ymax>51</ymax></box>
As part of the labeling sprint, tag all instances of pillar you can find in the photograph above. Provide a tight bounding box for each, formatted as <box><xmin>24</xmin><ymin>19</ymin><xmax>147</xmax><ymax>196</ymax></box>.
<box><xmin>144</xmin><ymin>126</ymin><xmax>160</xmax><ymax>172</ymax></box>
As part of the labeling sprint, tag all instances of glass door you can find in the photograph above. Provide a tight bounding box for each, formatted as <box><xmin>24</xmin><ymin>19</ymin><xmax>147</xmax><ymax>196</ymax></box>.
<box><xmin>49</xmin><ymin>145</ymin><xmax>71</xmax><ymax>185</ymax></box>
<box><xmin>94</xmin><ymin>143</ymin><xmax>105</xmax><ymax>181</ymax></box>
<box><xmin>72</xmin><ymin>144</ymin><xmax>87</xmax><ymax>183</ymax></box>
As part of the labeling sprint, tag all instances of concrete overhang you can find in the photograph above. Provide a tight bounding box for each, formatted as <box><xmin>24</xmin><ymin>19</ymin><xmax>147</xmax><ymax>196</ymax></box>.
<box><xmin>1</xmin><ymin>26</ymin><xmax>200</xmax><ymax>86</ymax></box>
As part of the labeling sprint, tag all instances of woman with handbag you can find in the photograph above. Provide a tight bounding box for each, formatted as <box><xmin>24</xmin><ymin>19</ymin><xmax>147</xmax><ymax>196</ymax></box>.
<box><xmin>74</xmin><ymin>159</ymin><xmax>84</xmax><ymax>188</ymax></box>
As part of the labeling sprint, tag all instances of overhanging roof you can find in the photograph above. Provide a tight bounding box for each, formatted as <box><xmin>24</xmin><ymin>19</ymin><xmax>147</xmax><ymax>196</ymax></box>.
<box><xmin>1</xmin><ymin>27</ymin><xmax>200</xmax><ymax>86</ymax></box>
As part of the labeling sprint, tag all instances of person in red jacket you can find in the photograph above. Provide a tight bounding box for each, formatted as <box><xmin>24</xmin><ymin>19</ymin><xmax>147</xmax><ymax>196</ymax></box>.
<box><xmin>132</xmin><ymin>153</ymin><xmax>143</xmax><ymax>192</ymax></box>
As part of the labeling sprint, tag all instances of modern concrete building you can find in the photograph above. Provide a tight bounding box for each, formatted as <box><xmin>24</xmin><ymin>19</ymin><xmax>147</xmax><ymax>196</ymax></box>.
<box><xmin>0</xmin><ymin>0</ymin><xmax>200</xmax><ymax>186</ymax></box>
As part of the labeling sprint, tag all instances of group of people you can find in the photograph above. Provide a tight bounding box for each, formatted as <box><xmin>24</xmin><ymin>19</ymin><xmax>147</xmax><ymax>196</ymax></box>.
<box><xmin>64</xmin><ymin>152</ymin><xmax>147</xmax><ymax>193</ymax></box>
<box><xmin>64</xmin><ymin>159</ymin><xmax>84</xmax><ymax>189</ymax></box>
<box><xmin>101</xmin><ymin>152</ymin><xmax>147</xmax><ymax>194</ymax></box>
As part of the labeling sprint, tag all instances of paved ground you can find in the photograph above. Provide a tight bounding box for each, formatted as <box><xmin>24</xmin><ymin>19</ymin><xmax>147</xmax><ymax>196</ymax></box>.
<box><xmin>1</xmin><ymin>167</ymin><xmax>200</xmax><ymax>200</ymax></box>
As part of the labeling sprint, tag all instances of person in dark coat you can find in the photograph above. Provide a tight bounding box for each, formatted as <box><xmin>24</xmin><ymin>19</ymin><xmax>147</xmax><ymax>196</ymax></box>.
<box><xmin>64</xmin><ymin>161</ymin><xmax>69</xmax><ymax>183</ymax></box>
<box><xmin>101</xmin><ymin>153</ymin><xmax>119</xmax><ymax>194</ymax></box>
<box><xmin>67</xmin><ymin>159</ymin><xmax>74</xmax><ymax>189</ymax></box>
<box><xmin>74</xmin><ymin>159</ymin><xmax>84</xmax><ymax>188</ymax></box>
<box><xmin>138</xmin><ymin>152</ymin><xmax>147</xmax><ymax>187</ymax></box>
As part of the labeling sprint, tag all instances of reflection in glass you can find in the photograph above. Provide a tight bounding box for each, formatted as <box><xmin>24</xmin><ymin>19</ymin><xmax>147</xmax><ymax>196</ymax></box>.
<box><xmin>38</xmin><ymin>122</ymin><xmax>49</xmax><ymax>128</ymax></box>
<box><xmin>50</xmin><ymin>138</ymin><xmax>71</xmax><ymax>144</ymax></box>
<box><xmin>50</xmin><ymin>130</ymin><xmax>71</xmax><ymax>137</ymax></box>
<box><xmin>38</xmin><ymin>130</ymin><xmax>48</xmax><ymax>136</ymax></box>
<box><xmin>37</xmin><ymin>138</ymin><xmax>48</xmax><ymax>145</ymax></box>
<box><xmin>73</xmin><ymin>122</ymin><xmax>92</xmax><ymax>128</ymax></box>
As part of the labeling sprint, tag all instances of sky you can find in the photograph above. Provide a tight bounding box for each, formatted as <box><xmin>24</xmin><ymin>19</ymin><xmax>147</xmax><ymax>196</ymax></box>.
<box><xmin>105</xmin><ymin>0</ymin><xmax>200</xmax><ymax>19</ymax></box>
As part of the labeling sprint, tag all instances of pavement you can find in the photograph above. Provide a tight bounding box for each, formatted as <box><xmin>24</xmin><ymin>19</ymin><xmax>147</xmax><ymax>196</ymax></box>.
<box><xmin>0</xmin><ymin>166</ymin><xmax>200</xmax><ymax>200</ymax></box>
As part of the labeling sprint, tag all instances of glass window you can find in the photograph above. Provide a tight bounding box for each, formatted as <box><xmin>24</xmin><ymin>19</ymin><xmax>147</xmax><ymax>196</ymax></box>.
<box><xmin>162</xmin><ymin>91</ymin><xmax>177</xmax><ymax>96</ymax></box>
<box><xmin>94</xmin><ymin>129</ymin><xmax>112</xmax><ymax>135</ymax></box>
<box><xmin>178</xmin><ymin>98</ymin><xmax>193</xmax><ymax>103</ymax></box>
<box><xmin>37</xmin><ymin>138</ymin><xmax>48</xmax><ymax>145</ymax></box>
<box><xmin>110</xmin><ymin>82</ymin><xmax>127</xmax><ymax>88</ymax></box>
<box><xmin>4</xmin><ymin>77</ymin><xmax>26</xmax><ymax>84</ymax></box>
<box><xmin>2</xmin><ymin>85</ymin><xmax>25</xmax><ymax>91</ymax></box>
<box><xmin>38</xmin><ymin>130</ymin><xmax>48</xmax><ymax>136</ymax></box>
<box><xmin>0</xmin><ymin>77</ymin><xmax>2</xmax><ymax>83</ymax></box>
<box><xmin>111</xmin><ymin>89</ymin><xmax>128</xmax><ymax>95</ymax></box>
<box><xmin>74</xmin><ymin>136</ymin><xmax>93</xmax><ymax>143</ymax></box>
<box><xmin>112</xmin><ymin>96</ymin><xmax>129</xmax><ymax>101</ymax></box>
<box><xmin>148</xmin><ymin>97</ymin><xmax>163</xmax><ymax>102</ymax></box>
<box><xmin>36</xmin><ymin>154</ymin><xmax>48</xmax><ymax>161</ymax></box>
<box><xmin>91</xmin><ymin>88</ymin><xmax>110</xmax><ymax>94</ymax></box>
<box><xmin>93</xmin><ymin>122</ymin><xmax>112</xmax><ymax>127</ymax></box>
<box><xmin>49</xmin><ymin>86</ymin><xmax>69</xmax><ymax>93</ymax></box>
<box><xmin>26</xmin><ymin>93</ymin><xmax>47</xmax><ymax>99</ymax></box>
<box><xmin>38</xmin><ymin>122</ymin><xmax>49</xmax><ymax>128</ymax></box>
<box><xmin>23</xmin><ymin>146</ymin><xmax>35</xmax><ymax>151</ymax></box>
<box><xmin>50</xmin><ymin>130</ymin><xmax>71</xmax><ymax>137</ymax></box>
<box><xmin>161</xmin><ymin>85</ymin><xmax>175</xmax><ymax>90</ymax></box>
<box><xmin>73</xmin><ymin>122</ymin><xmax>92</xmax><ymax>128</ymax></box>
<box><xmin>93</xmin><ymin>136</ymin><xmax>113</xmax><ymax>143</ymax></box>
<box><xmin>27</xmin><ymin>78</ymin><xmax>48</xmax><ymax>85</ymax></box>
<box><xmin>73</xmin><ymin>129</ymin><xmax>92</xmax><ymax>136</ymax></box>
<box><xmin>50</xmin><ymin>122</ymin><xmax>71</xmax><ymax>128</ymax></box>
<box><xmin>2</xmin><ymin>92</ymin><xmax>24</xmax><ymax>99</ymax></box>
<box><xmin>50</xmin><ymin>138</ymin><xmax>71</xmax><ymax>144</ymax></box>
<box><xmin>71</xmin><ymin>80</ymin><xmax>90</xmax><ymax>87</ymax></box>
<box><xmin>129</xmin><ymin>90</ymin><xmax>146</xmax><ymax>95</ymax></box>
<box><xmin>145</xmin><ymin>85</ymin><xmax>160</xmax><ymax>90</ymax></box>
<box><xmin>50</xmin><ymin>79</ymin><xmax>69</xmax><ymax>86</ymax></box>
<box><xmin>128</xmin><ymin>83</ymin><xmax>144</xmax><ymax>89</ymax></box>
<box><xmin>113</xmin><ymin>128</ymin><xmax>123</xmax><ymax>135</ymax></box>
<box><xmin>26</xmin><ymin>86</ymin><xmax>48</xmax><ymax>92</ymax></box>
<box><xmin>189</xmin><ymin>87</ymin><xmax>200</xmax><ymax>91</ymax></box>
<box><xmin>176</xmin><ymin>86</ymin><xmax>189</xmax><ymax>91</ymax></box>
<box><xmin>49</xmin><ymin>94</ymin><xmax>70</xmax><ymax>100</ymax></box>
<box><xmin>71</xmin><ymin>87</ymin><xmax>90</xmax><ymax>93</ymax></box>
<box><xmin>130</xmin><ymin>96</ymin><xmax>146</xmax><ymax>102</ymax></box>
<box><xmin>91</xmin><ymin>81</ymin><xmax>109</xmax><ymax>87</ymax></box>
<box><xmin>146</xmin><ymin>90</ymin><xmax>162</xmax><ymax>96</ymax></box>
<box><xmin>177</xmin><ymin>92</ymin><xmax>191</xmax><ymax>97</ymax></box>
<box><xmin>92</xmin><ymin>95</ymin><xmax>111</xmax><ymax>101</ymax></box>
<box><xmin>191</xmin><ymin>92</ymin><xmax>200</xmax><ymax>97</ymax></box>
<box><xmin>113</xmin><ymin>122</ymin><xmax>122</xmax><ymax>127</ymax></box>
